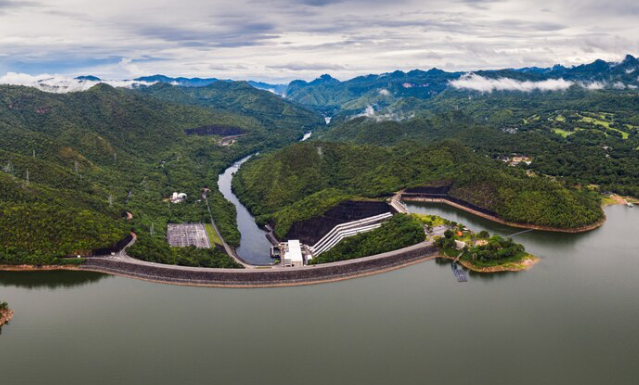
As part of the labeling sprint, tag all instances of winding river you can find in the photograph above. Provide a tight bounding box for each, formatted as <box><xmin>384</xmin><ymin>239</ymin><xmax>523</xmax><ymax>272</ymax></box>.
<box><xmin>217</xmin><ymin>155</ymin><xmax>273</xmax><ymax>265</ymax></box>
<box><xmin>1</xmin><ymin>204</ymin><xmax>638</xmax><ymax>384</ymax></box>
<box><xmin>217</xmin><ymin>130</ymin><xmax>314</xmax><ymax>265</ymax></box>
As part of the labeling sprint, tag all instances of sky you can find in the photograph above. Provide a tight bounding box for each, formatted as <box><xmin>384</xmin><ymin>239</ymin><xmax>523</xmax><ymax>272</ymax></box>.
<box><xmin>0</xmin><ymin>0</ymin><xmax>638</xmax><ymax>83</ymax></box>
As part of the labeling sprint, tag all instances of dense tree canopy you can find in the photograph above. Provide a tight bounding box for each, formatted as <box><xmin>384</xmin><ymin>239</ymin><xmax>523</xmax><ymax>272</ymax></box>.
<box><xmin>234</xmin><ymin>141</ymin><xmax>604</xmax><ymax>235</ymax></box>
<box><xmin>310</xmin><ymin>214</ymin><xmax>425</xmax><ymax>264</ymax></box>
<box><xmin>0</xmin><ymin>83</ymin><xmax>323</xmax><ymax>266</ymax></box>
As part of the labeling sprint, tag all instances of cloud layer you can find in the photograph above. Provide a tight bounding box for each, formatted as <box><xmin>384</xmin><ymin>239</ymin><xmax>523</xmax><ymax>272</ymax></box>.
<box><xmin>0</xmin><ymin>0</ymin><xmax>638</xmax><ymax>81</ymax></box>
<box><xmin>0</xmin><ymin>73</ymin><xmax>154</xmax><ymax>93</ymax></box>
<box><xmin>450</xmin><ymin>74</ymin><xmax>575</xmax><ymax>92</ymax></box>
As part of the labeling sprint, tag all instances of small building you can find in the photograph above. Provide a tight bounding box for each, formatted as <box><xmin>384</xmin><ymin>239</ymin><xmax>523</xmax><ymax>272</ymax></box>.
<box><xmin>170</xmin><ymin>192</ymin><xmax>187</xmax><ymax>204</ymax></box>
<box><xmin>282</xmin><ymin>240</ymin><xmax>304</xmax><ymax>267</ymax></box>
<box><xmin>474</xmin><ymin>239</ymin><xmax>489</xmax><ymax>247</ymax></box>
<box><xmin>454</xmin><ymin>240</ymin><xmax>467</xmax><ymax>250</ymax></box>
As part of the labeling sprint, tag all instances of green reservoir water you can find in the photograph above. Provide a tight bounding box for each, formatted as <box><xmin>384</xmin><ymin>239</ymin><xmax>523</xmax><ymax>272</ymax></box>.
<box><xmin>1</xmin><ymin>204</ymin><xmax>639</xmax><ymax>385</ymax></box>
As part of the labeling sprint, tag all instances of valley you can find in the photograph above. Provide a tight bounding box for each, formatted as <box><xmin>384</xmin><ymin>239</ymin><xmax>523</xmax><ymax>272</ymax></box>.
<box><xmin>3</xmin><ymin>2</ymin><xmax>639</xmax><ymax>383</ymax></box>
<box><xmin>1</xmin><ymin>55</ymin><xmax>639</xmax><ymax>283</ymax></box>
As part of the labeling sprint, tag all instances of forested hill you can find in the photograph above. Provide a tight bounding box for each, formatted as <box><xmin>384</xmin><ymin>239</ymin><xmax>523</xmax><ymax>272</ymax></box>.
<box><xmin>319</xmin><ymin>89</ymin><xmax>639</xmax><ymax>197</ymax></box>
<box><xmin>0</xmin><ymin>83</ymin><xmax>319</xmax><ymax>266</ymax></box>
<box><xmin>284</xmin><ymin>54</ymin><xmax>639</xmax><ymax>117</ymax></box>
<box><xmin>233</xmin><ymin>141</ymin><xmax>604</xmax><ymax>237</ymax></box>
<box><xmin>136</xmin><ymin>81</ymin><xmax>324</xmax><ymax>137</ymax></box>
<box><xmin>285</xmin><ymin>70</ymin><xmax>461</xmax><ymax>116</ymax></box>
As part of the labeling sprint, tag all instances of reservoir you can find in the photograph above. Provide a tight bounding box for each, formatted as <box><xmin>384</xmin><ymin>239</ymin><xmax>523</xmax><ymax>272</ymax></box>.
<box><xmin>1</xmin><ymin>204</ymin><xmax>638</xmax><ymax>384</ymax></box>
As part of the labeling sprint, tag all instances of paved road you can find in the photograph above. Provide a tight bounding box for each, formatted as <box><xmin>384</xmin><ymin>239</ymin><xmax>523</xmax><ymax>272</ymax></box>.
<box><xmin>90</xmin><ymin>239</ymin><xmax>436</xmax><ymax>275</ymax></box>
<box><xmin>94</xmin><ymin>233</ymin><xmax>261</xmax><ymax>272</ymax></box>
<box><xmin>390</xmin><ymin>191</ymin><xmax>409</xmax><ymax>214</ymax></box>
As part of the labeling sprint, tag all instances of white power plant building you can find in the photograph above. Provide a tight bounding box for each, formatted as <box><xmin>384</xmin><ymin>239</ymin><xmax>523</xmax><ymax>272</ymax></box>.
<box><xmin>282</xmin><ymin>240</ymin><xmax>304</xmax><ymax>267</ymax></box>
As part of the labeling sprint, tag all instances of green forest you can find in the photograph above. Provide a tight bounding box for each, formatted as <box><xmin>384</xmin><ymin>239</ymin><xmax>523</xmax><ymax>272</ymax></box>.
<box><xmin>127</xmin><ymin>238</ymin><xmax>242</xmax><ymax>268</ymax></box>
<box><xmin>0</xmin><ymin>83</ymin><xmax>322</xmax><ymax>266</ymax></box>
<box><xmin>320</xmin><ymin>89</ymin><xmax>639</xmax><ymax>197</ymax></box>
<box><xmin>436</xmin><ymin>227</ymin><xmax>529</xmax><ymax>268</ymax></box>
<box><xmin>309</xmin><ymin>214</ymin><xmax>425</xmax><ymax>264</ymax></box>
<box><xmin>2</xmin><ymin>73</ymin><xmax>637</xmax><ymax>267</ymax></box>
<box><xmin>234</xmin><ymin>140</ymin><xmax>604</xmax><ymax>237</ymax></box>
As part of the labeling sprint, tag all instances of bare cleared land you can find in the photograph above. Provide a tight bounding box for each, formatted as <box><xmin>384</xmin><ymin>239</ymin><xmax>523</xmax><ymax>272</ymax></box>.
<box><xmin>166</xmin><ymin>224</ymin><xmax>211</xmax><ymax>248</ymax></box>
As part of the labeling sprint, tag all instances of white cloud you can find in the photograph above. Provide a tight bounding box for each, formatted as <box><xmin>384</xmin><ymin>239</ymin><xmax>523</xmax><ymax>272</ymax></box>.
<box><xmin>450</xmin><ymin>73</ymin><xmax>574</xmax><ymax>92</ymax></box>
<box><xmin>581</xmin><ymin>81</ymin><xmax>605</xmax><ymax>90</ymax></box>
<box><xmin>356</xmin><ymin>105</ymin><xmax>376</xmax><ymax>118</ymax></box>
<box><xmin>118</xmin><ymin>58</ymin><xmax>145</xmax><ymax>77</ymax></box>
<box><xmin>450</xmin><ymin>75</ymin><xmax>623</xmax><ymax>92</ymax></box>
<box><xmin>612</xmin><ymin>81</ymin><xmax>626</xmax><ymax>89</ymax></box>
<box><xmin>379</xmin><ymin>88</ymin><xmax>391</xmax><ymax>96</ymax></box>
<box><xmin>0</xmin><ymin>0</ymin><xmax>637</xmax><ymax>82</ymax></box>
<box><xmin>0</xmin><ymin>72</ymin><xmax>155</xmax><ymax>93</ymax></box>
<box><xmin>353</xmin><ymin>105</ymin><xmax>414</xmax><ymax>122</ymax></box>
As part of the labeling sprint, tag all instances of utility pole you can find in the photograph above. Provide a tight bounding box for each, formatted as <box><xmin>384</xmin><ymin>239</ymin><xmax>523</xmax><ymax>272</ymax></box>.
<box><xmin>25</xmin><ymin>169</ymin><xmax>29</xmax><ymax>186</ymax></box>
<box><xmin>108</xmin><ymin>194</ymin><xmax>113</xmax><ymax>207</ymax></box>
<box><xmin>150</xmin><ymin>223</ymin><xmax>155</xmax><ymax>236</ymax></box>
<box><xmin>3</xmin><ymin>161</ymin><xmax>14</xmax><ymax>176</ymax></box>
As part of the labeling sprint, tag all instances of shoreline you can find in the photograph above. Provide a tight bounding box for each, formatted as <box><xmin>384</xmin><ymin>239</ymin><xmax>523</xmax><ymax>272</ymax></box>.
<box><xmin>0</xmin><ymin>243</ymin><xmax>439</xmax><ymax>288</ymax></box>
<box><xmin>402</xmin><ymin>196</ymin><xmax>605</xmax><ymax>233</ymax></box>
<box><xmin>439</xmin><ymin>254</ymin><xmax>540</xmax><ymax>273</ymax></box>
<box><xmin>0</xmin><ymin>246</ymin><xmax>537</xmax><ymax>287</ymax></box>
<box><xmin>603</xmin><ymin>193</ymin><xmax>639</xmax><ymax>207</ymax></box>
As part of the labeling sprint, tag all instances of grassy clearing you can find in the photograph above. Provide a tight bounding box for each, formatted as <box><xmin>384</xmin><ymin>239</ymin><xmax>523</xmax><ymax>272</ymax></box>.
<box><xmin>611</xmin><ymin>127</ymin><xmax>630</xmax><ymax>139</ymax></box>
<box><xmin>412</xmin><ymin>213</ymin><xmax>449</xmax><ymax>227</ymax></box>
<box><xmin>579</xmin><ymin>114</ymin><xmax>630</xmax><ymax>139</ymax></box>
<box><xmin>553</xmin><ymin>128</ymin><xmax>576</xmax><ymax>137</ymax></box>
<box><xmin>601</xmin><ymin>195</ymin><xmax>618</xmax><ymax>206</ymax></box>
<box><xmin>205</xmin><ymin>223</ymin><xmax>223</xmax><ymax>246</ymax></box>
<box><xmin>580</xmin><ymin>115</ymin><xmax>611</xmax><ymax>128</ymax></box>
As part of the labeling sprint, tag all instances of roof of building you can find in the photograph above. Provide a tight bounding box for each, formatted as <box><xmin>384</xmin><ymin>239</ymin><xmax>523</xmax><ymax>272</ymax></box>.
<box><xmin>287</xmin><ymin>240</ymin><xmax>303</xmax><ymax>263</ymax></box>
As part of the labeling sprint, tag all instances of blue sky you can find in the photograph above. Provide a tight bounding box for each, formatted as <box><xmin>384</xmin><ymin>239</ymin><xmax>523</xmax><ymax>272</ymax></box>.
<box><xmin>0</xmin><ymin>0</ymin><xmax>638</xmax><ymax>82</ymax></box>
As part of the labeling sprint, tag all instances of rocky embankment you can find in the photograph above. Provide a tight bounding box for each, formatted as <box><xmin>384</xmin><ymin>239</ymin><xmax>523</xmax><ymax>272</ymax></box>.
<box><xmin>79</xmin><ymin>243</ymin><xmax>437</xmax><ymax>287</ymax></box>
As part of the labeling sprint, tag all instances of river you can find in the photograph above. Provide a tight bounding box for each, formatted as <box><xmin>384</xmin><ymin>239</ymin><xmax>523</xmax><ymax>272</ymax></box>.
<box><xmin>217</xmin><ymin>155</ymin><xmax>273</xmax><ymax>265</ymax></box>
<box><xmin>216</xmin><ymin>130</ymin><xmax>313</xmax><ymax>265</ymax></box>
<box><xmin>1</xmin><ymin>204</ymin><xmax>638</xmax><ymax>384</ymax></box>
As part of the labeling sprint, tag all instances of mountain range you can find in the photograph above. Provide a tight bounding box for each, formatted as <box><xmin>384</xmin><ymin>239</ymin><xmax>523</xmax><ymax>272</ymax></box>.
<box><xmin>74</xmin><ymin>54</ymin><xmax>639</xmax><ymax>116</ymax></box>
<box><xmin>3</xmin><ymin>53</ymin><xmax>639</xmax><ymax>266</ymax></box>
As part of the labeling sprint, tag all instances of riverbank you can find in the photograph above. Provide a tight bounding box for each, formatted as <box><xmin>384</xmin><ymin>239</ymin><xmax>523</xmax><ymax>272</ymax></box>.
<box><xmin>402</xmin><ymin>196</ymin><xmax>605</xmax><ymax>233</ymax></box>
<box><xmin>0</xmin><ymin>264</ymin><xmax>80</xmax><ymax>271</ymax></box>
<box><xmin>602</xmin><ymin>194</ymin><xmax>639</xmax><ymax>207</ymax></box>
<box><xmin>440</xmin><ymin>254</ymin><xmax>540</xmax><ymax>273</ymax></box>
